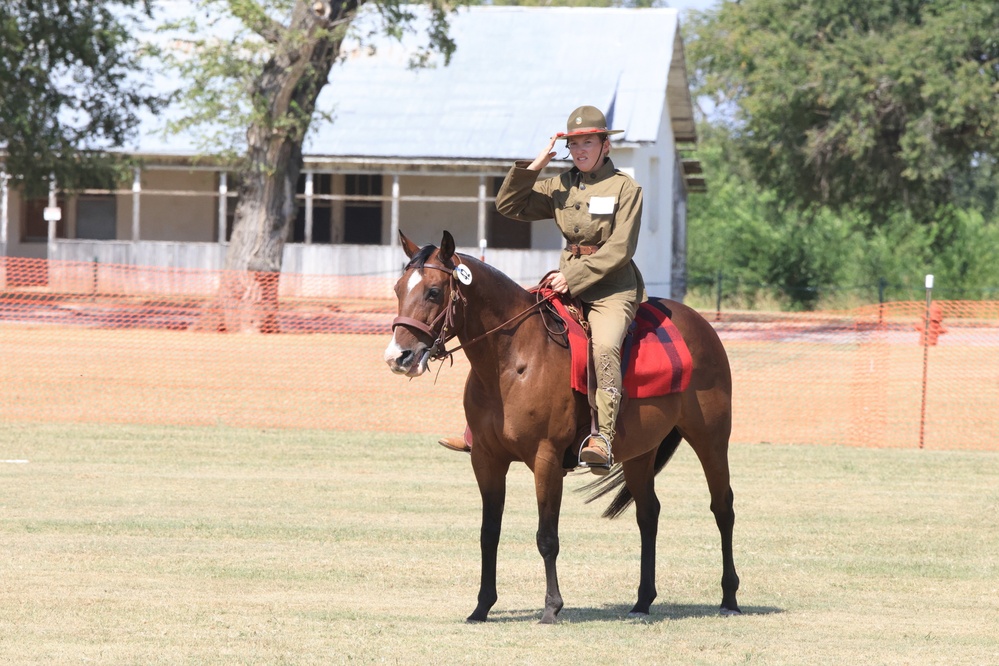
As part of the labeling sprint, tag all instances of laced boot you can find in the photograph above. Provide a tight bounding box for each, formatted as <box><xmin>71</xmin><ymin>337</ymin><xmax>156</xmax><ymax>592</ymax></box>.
<box><xmin>579</xmin><ymin>384</ymin><xmax>621</xmax><ymax>474</ymax></box>
<box><xmin>579</xmin><ymin>433</ymin><xmax>612</xmax><ymax>475</ymax></box>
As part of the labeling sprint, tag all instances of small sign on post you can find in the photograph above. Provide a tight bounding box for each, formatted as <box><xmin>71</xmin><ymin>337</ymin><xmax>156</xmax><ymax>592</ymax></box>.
<box><xmin>919</xmin><ymin>273</ymin><xmax>935</xmax><ymax>449</ymax></box>
<box><xmin>43</xmin><ymin>207</ymin><xmax>62</xmax><ymax>222</ymax></box>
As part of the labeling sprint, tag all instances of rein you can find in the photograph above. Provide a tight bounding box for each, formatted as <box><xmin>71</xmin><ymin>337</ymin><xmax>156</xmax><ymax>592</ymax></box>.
<box><xmin>391</xmin><ymin>262</ymin><xmax>559</xmax><ymax>364</ymax></box>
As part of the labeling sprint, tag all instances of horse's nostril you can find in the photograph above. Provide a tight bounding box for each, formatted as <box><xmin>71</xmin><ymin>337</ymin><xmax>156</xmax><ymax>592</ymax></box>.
<box><xmin>398</xmin><ymin>350</ymin><xmax>413</xmax><ymax>365</ymax></box>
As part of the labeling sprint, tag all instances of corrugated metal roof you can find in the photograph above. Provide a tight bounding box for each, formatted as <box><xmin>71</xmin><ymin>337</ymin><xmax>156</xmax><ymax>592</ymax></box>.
<box><xmin>307</xmin><ymin>6</ymin><xmax>679</xmax><ymax>160</ymax></box>
<box><xmin>133</xmin><ymin>4</ymin><xmax>682</xmax><ymax>160</ymax></box>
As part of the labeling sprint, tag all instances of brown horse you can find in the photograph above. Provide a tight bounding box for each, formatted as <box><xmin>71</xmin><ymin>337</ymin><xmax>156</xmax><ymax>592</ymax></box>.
<box><xmin>384</xmin><ymin>231</ymin><xmax>740</xmax><ymax>623</ymax></box>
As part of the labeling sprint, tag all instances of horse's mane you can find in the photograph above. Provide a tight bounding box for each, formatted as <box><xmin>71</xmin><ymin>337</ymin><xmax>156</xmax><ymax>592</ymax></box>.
<box><xmin>405</xmin><ymin>244</ymin><xmax>530</xmax><ymax>300</ymax></box>
<box><xmin>405</xmin><ymin>244</ymin><xmax>438</xmax><ymax>271</ymax></box>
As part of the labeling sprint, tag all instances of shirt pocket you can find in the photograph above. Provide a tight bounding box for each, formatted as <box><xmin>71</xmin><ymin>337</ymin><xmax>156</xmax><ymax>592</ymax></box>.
<box><xmin>584</xmin><ymin>197</ymin><xmax>617</xmax><ymax>241</ymax></box>
<box><xmin>551</xmin><ymin>190</ymin><xmax>570</xmax><ymax>210</ymax></box>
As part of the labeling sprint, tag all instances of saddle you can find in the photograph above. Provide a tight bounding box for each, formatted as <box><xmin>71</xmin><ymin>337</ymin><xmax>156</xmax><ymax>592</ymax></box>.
<box><xmin>537</xmin><ymin>289</ymin><xmax>693</xmax><ymax>400</ymax></box>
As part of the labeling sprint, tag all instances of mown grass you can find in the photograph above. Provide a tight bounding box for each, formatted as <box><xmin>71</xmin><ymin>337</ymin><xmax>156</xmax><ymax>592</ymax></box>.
<box><xmin>0</xmin><ymin>423</ymin><xmax>996</xmax><ymax>665</ymax></box>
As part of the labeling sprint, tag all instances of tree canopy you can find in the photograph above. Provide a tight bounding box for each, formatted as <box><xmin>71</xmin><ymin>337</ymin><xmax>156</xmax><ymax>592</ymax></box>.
<box><xmin>688</xmin><ymin>0</ymin><xmax>999</xmax><ymax>223</ymax></box>
<box><xmin>164</xmin><ymin>0</ymin><xmax>459</xmax><ymax>330</ymax></box>
<box><xmin>162</xmin><ymin>0</ymin><xmax>457</xmax><ymax>162</ymax></box>
<box><xmin>0</xmin><ymin>0</ymin><xmax>162</xmax><ymax>197</ymax></box>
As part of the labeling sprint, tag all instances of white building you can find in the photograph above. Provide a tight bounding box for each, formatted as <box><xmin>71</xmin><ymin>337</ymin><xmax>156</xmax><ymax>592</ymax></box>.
<box><xmin>0</xmin><ymin>4</ymin><xmax>703</xmax><ymax>298</ymax></box>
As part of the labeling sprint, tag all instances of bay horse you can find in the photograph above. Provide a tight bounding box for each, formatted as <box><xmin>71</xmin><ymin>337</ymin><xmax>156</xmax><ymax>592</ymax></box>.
<box><xmin>384</xmin><ymin>230</ymin><xmax>740</xmax><ymax>623</ymax></box>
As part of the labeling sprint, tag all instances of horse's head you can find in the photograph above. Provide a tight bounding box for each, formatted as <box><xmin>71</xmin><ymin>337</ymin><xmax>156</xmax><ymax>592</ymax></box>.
<box><xmin>384</xmin><ymin>230</ymin><xmax>461</xmax><ymax>377</ymax></box>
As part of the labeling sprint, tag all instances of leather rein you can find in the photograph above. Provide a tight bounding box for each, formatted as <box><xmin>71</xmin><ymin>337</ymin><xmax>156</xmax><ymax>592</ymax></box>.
<box><xmin>391</xmin><ymin>262</ymin><xmax>558</xmax><ymax>364</ymax></box>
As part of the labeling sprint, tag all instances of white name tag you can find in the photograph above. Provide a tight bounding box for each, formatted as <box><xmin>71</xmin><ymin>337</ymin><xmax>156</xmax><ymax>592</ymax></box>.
<box><xmin>589</xmin><ymin>196</ymin><xmax>616</xmax><ymax>215</ymax></box>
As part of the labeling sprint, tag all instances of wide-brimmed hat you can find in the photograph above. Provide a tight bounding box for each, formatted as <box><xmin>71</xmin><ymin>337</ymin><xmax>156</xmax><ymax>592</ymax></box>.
<box><xmin>557</xmin><ymin>105</ymin><xmax>623</xmax><ymax>140</ymax></box>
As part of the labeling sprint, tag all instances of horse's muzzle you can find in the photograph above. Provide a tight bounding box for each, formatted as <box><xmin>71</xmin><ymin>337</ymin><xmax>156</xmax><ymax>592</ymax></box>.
<box><xmin>383</xmin><ymin>338</ymin><xmax>430</xmax><ymax>377</ymax></box>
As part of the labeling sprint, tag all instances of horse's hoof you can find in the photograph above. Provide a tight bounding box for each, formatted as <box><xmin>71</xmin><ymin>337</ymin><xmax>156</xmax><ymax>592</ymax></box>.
<box><xmin>466</xmin><ymin>609</ymin><xmax>489</xmax><ymax>623</ymax></box>
<box><xmin>627</xmin><ymin>611</ymin><xmax>650</xmax><ymax>620</ymax></box>
<box><xmin>720</xmin><ymin>606</ymin><xmax>742</xmax><ymax>616</ymax></box>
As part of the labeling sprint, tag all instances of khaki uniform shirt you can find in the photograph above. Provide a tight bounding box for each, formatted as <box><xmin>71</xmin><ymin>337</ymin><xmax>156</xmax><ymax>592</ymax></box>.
<box><xmin>495</xmin><ymin>157</ymin><xmax>647</xmax><ymax>304</ymax></box>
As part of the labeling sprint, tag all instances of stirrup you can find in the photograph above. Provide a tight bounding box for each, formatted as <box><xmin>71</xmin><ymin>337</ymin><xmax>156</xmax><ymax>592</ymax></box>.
<box><xmin>577</xmin><ymin>433</ymin><xmax>613</xmax><ymax>473</ymax></box>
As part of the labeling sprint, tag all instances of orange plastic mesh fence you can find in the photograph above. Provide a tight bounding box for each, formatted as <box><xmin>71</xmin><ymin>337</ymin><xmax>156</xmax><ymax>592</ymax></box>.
<box><xmin>2</xmin><ymin>257</ymin><xmax>997</xmax><ymax>450</ymax></box>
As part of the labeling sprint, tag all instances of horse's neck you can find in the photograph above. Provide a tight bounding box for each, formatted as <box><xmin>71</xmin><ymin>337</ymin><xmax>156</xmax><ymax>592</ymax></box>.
<box><xmin>457</xmin><ymin>258</ymin><xmax>542</xmax><ymax>358</ymax></box>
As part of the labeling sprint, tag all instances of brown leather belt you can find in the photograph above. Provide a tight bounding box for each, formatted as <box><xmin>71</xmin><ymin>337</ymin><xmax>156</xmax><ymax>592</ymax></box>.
<box><xmin>566</xmin><ymin>243</ymin><xmax>601</xmax><ymax>257</ymax></box>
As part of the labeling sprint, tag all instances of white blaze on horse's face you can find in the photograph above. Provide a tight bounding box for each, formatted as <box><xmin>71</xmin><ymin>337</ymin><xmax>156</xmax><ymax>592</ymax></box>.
<box><xmin>405</xmin><ymin>270</ymin><xmax>422</xmax><ymax>296</ymax></box>
<box><xmin>384</xmin><ymin>268</ymin><xmax>431</xmax><ymax>377</ymax></box>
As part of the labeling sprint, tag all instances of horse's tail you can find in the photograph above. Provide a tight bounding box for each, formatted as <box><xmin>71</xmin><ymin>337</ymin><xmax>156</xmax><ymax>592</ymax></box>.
<box><xmin>579</xmin><ymin>427</ymin><xmax>684</xmax><ymax>519</ymax></box>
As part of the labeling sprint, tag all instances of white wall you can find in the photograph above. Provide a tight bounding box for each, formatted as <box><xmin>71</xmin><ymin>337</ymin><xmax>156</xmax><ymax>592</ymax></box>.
<box><xmin>393</xmin><ymin>174</ymin><xmax>482</xmax><ymax>247</ymax></box>
<box><xmin>613</xmin><ymin>107</ymin><xmax>678</xmax><ymax>299</ymax></box>
<box><xmin>129</xmin><ymin>169</ymin><xmax>217</xmax><ymax>242</ymax></box>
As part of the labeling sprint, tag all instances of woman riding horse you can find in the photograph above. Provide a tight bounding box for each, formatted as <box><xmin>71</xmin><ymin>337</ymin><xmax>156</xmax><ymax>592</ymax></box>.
<box><xmin>442</xmin><ymin>105</ymin><xmax>646</xmax><ymax>473</ymax></box>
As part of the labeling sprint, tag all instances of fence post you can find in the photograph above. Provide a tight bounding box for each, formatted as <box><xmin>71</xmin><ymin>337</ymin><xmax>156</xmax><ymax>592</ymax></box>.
<box><xmin>715</xmin><ymin>269</ymin><xmax>723</xmax><ymax>321</ymax></box>
<box><xmin>919</xmin><ymin>274</ymin><xmax>933</xmax><ymax>449</ymax></box>
<box><xmin>878</xmin><ymin>277</ymin><xmax>886</xmax><ymax>324</ymax></box>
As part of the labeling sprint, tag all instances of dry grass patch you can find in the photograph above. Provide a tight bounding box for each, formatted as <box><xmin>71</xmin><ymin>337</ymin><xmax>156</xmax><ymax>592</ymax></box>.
<box><xmin>1</xmin><ymin>423</ymin><xmax>996</xmax><ymax>664</ymax></box>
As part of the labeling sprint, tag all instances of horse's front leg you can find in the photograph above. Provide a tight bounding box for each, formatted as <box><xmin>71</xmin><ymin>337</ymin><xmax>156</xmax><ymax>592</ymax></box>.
<box><xmin>533</xmin><ymin>449</ymin><xmax>565</xmax><ymax>624</ymax></box>
<box><xmin>468</xmin><ymin>455</ymin><xmax>509</xmax><ymax>623</ymax></box>
<box><xmin>622</xmin><ymin>452</ymin><xmax>660</xmax><ymax>617</ymax></box>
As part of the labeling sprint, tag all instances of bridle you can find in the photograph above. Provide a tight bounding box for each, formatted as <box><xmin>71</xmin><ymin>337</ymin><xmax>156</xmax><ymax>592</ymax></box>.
<box><xmin>391</xmin><ymin>261</ymin><xmax>559</xmax><ymax>364</ymax></box>
<box><xmin>391</xmin><ymin>262</ymin><xmax>464</xmax><ymax>362</ymax></box>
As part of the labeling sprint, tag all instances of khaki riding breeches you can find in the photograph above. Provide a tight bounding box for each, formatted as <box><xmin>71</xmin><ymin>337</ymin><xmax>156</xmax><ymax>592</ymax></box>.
<box><xmin>583</xmin><ymin>294</ymin><xmax>640</xmax><ymax>444</ymax></box>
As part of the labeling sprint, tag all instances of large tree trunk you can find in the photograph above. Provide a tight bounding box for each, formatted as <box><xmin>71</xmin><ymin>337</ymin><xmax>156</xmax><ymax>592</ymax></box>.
<box><xmin>211</xmin><ymin>0</ymin><xmax>359</xmax><ymax>333</ymax></box>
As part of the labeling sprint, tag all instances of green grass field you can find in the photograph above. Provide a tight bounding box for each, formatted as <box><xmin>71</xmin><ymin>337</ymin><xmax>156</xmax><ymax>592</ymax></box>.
<box><xmin>1</xmin><ymin>423</ymin><xmax>996</xmax><ymax>665</ymax></box>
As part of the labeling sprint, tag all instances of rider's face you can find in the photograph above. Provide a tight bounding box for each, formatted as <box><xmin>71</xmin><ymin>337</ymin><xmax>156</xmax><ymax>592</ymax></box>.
<box><xmin>566</xmin><ymin>135</ymin><xmax>608</xmax><ymax>173</ymax></box>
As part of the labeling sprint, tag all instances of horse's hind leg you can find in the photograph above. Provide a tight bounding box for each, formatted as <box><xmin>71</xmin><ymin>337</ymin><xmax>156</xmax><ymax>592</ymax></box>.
<box><xmin>688</xmin><ymin>432</ymin><xmax>741</xmax><ymax>614</ymax></box>
<box><xmin>532</xmin><ymin>452</ymin><xmax>565</xmax><ymax>624</ymax></box>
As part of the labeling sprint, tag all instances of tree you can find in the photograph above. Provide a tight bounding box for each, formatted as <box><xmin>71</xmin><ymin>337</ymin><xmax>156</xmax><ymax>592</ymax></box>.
<box><xmin>0</xmin><ymin>0</ymin><xmax>161</xmax><ymax>197</ymax></box>
<box><xmin>687</xmin><ymin>0</ymin><xmax>999</xmax><ymax>225</ymax></box>
<box><xmin>164</xmin><ymin>0</ymin><xmax>457</xmax><ymax>332</ymax></box>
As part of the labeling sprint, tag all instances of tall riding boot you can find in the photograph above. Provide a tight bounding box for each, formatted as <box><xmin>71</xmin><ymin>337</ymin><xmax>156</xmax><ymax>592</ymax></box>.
<box><xmin>580</xmin><ymin>347</ymin><xmax>624</xmax><ymax>472</ymax></box>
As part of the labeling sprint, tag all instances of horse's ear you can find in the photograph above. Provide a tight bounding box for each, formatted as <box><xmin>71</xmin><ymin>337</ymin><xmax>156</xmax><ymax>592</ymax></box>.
<box><xmin>399</xmin><ymin>230</ymin><xmax>420</xmax><ymax>259</ymax></box>
<box><xmin>439</xmin><ymin>231</ymin><xmax>456</xmax><ymax>264</ymax></box>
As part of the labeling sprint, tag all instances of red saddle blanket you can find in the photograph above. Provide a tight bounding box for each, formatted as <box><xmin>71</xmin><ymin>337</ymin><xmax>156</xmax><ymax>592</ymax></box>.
<box><xmin>548</xmin><ymin>295</ymin><xmax>693</xmax><ymax>399</ymax></box>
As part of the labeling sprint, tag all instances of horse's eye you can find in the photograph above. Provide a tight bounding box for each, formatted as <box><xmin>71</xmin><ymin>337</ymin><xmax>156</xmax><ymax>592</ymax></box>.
<box><xmin>427</xmin><ymin>287</ymin><xmax>442</xmax><ymax>301</ymax></box>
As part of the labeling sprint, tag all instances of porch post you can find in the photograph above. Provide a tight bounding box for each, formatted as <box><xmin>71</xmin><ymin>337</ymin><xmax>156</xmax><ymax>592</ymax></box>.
<box><xmin>477</xmin><ymin>175</ymin><xmax>487</xmax><ymax>250</ymax></box>
<box><xmin>1</xmin><ymin>168</ymin><xmax>8</xmax><ymax>251</ymax></box>
<box><xmin>131</xmin><ymin>167</ymin><xmax>141</xmax><ymax>241</ymax></box>
<box><xmin>304</xmin><ymin>171</ymin><xmax>314</xmax><ymax>244</ymax></box>
<box><xmin>390</xmin><ymin>174</ymin><xmax>400</xmax><ymax>246</ymax></box>
<box><xmin>217</xmin><ymin>171</ymin><xmax>228</xmax><ymax>243</ymax></box>
<box><xmin>47</xmin><ymin>173</ymin><xmax>58</xmax><ymax>258</ymax></box>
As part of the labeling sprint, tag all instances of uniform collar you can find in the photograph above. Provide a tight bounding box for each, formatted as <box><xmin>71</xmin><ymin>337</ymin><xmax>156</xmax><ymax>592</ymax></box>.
<box><xmin>572</xmin><ymin>157</ymin><xmax>616</xmax><ymax>185</ymax></box>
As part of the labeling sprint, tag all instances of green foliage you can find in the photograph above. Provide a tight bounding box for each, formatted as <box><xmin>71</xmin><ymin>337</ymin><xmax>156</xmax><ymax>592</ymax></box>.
<box><xmin>157</xmin><ymin>2</ymin><xmax>270</xmax><ymax>163</ymax></box>
<box><xmin>687</xmin><ymin>125</ymin><xmax>999</xmax><ymax>309</ymax></box>
<box><xmin>929</xmin><ymin>208</ymin><xmax>999</xmax><ymax>298</ymax></box>
<box><xmin>0</xmin><ymin>0</ymin><xmax>163</xmax><ymax>197</ymax></box>
<box><xmin>688</xmin><ymin>0</ymin><xmax>999</xmax><ymax>224</ymax></box>
<box><xmin>685</xmin><ymin>1</ymin><xmax>999</xmax><ymax>308</ymax></box>
<box><xmin>484</xmin><ymin>0</ymin><xmax>666</xmax><ymax>6</ymax></box>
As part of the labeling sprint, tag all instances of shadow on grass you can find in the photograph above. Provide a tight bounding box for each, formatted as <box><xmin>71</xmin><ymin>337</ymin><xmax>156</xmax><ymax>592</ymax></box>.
<box><xmin>480</xmin><ymin>604</ymin><xmax>785</xmax><ymax>624</ymax></box>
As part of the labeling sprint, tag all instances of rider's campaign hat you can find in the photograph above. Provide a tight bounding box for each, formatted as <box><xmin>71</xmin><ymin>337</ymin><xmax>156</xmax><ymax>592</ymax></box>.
<box><xmin>557</xmin><ymin>106</ymin><xmax>624</xmax><ymax>140</ymax></box>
